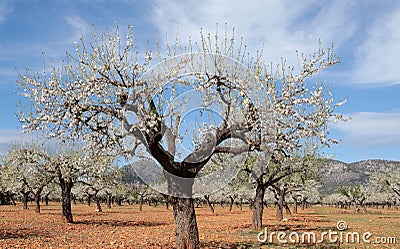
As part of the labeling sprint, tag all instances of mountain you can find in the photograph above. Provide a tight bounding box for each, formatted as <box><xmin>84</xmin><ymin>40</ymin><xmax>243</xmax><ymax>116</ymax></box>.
<box><xmin>318</xmin><ymin>159</ymin><xmax>400</xmax><ymax>196</ymax></box>
<box><xmin>120</xmin><ymin>160</ymin><xmax>164</xmax><ymax>185</ymax></box>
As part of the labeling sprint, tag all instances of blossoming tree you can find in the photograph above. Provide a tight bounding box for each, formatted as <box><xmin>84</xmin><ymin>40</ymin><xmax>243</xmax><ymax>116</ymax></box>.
<box><xmin>3</xmin><ymin>143</ymin><xmax>54</xmax><ymax>212</ymax></box>
<box><xmin>17</xmin><ymin>25</ymin><xmax>344</xmax><ymax>248</ymax></box>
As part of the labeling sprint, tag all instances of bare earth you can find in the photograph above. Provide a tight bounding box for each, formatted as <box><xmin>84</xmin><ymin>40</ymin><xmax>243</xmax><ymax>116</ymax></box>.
<box><xmin>0</xmin><ymin>202</ymin><xmax>399</xmax><ymax>248</ymax></box>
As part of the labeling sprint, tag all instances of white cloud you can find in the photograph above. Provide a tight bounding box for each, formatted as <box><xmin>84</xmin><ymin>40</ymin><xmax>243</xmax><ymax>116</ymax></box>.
<box><xmin>150</xmin><ymin>0</ymin><xmax>357</xmax><ymax>68</ymax></box>
<box><xmin>0</xmin><ymin>0</ymin><xmax>13</xmax><ymax>24</ymax></box>
<box><xmin>150</xmin><ymin>1</ymin><xmax>400</xmax><ymax>87</ymax></box>
<box><xmin>333</xmin><ymin>111</ymin><xmax>400</xmax><ymax>147</ymax></box>
<box><xmin>65</xmin><ymin>15</ymin><xmax>90</xmax><ymax>42</ymax></box>
<box><xmin>351</xmin><ymin>6</ymin><xmax>400</xmax><ymax>86</ymax></box>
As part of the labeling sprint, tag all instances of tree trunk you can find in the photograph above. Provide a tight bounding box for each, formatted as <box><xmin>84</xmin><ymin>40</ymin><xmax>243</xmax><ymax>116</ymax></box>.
<box><xmin>204</xmin><ymin>195</ymin><xmax>214</xmax><ymax>213</ymax></box>
<box><xmin>21</xmin><ymin>191</ymin><xmax>30</xmax><ymax>210</ymax></box>
<box><xmin>228</xmin><ymin>195</ymin><xmax>234</xmax><ymax>212</ymax></box>
<box><xmin>95</xmin><ymin>198</ymin><xmax>102</xmax><ymax>212</ymax></box>
<box><xmin>0</xmin><ymin>192</ymin><xmax>11</xmax><ymax>205</ymax></box>
<box><xmin>276</xmin><ymin>189</ymin><xmax>285</xmax><ymax>221</ymax></box>
<box><xmin>292</xmin><ymin>196</ymin><xmax>298</xmax><ymax>214</ymax></box>
<box><xmin>87</xmin><ymin>194</ymin><xmax>92</xmax><ymax>206</ymax></box>
<box><xmin>165</xmin><ymin>172</ymin><xmax>200</xmax><ymax>249</ymax></box>
<box><xmin>91</xmin><ymin>189</ymin><xmax>102</xmax><ymax>212</ymax></box>
<box><xmin>301</xmin><ymin>197</ymin><xmax>308</xmax><ymax>210</ymax></box>
<box><xmin>34</xmin><ymin>188</ymin><xmax>43</xmax><ymax>213</ymax></box>
<box><xmin>252</xmin><ymin>180</ymin><xmax>265</xmax><ymax>229</ymax></box>
<box><xmin>107</xmin><ymin>194</ymin><xmax>112</xmax><ymax>208</ymax></box>
<box><xmin>139</xmin><ymin>195</ymin><xmax>144</xmax><ymax>211</ymax></box>
<box><xmin>44</xmin><ymin>193</ymin><xmax>50</xmax><ymax>205</ymax></box>
<box><xmin>60</xmin><ymin>178</ymin><xmax>73</xmax><ymax>223</ymax></box>
<box><xmin>276</xmin><ymin>202</ymin><xmax>283</xmax><ymax>221</ymax></box>
<box><xmin>283</xmin><ymin>201</ymin><xmax>291</xmax><ymax>216</ymax></box>
<box><xmin>171</xmin><ymin>197</ymin><xmax>199</xmax><ymax>249</ymax></box>
<box><xmin>164</xmin><ymin>195</ymin><xmax>170</xmax><ymax>210</ymax></box>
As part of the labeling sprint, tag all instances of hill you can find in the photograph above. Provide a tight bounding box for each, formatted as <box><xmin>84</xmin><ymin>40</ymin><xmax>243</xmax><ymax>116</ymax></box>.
<box><xmin>319</xmin><ymin>159</ymin><xmax>400</xmax><ymax>196</ymax></box>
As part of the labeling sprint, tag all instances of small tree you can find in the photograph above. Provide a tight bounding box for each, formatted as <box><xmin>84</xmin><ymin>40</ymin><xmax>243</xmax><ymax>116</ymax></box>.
<box><xmin>76</xmin><ymin>156</ymin><xmax>116</xmax><ymax>212</ymax></box>
<box><xmin>339</xmin><ymin>185</ymin><xmax>367</xmax><ymax>212</ymax></box>
<box><xmin>51</xmin><ymin>147</ymin><xmax>108</xmax><ymax>222</ymax></box>
<box><xmin>384</xmin><ymin>170</ymin><xmax>400</xmax><ymax>199</ymax></box>
<box><xmin>242</xmin><ymin>49</ymin><xmax>346</xmax><ymax>228</ymax></box>
<box><xmin>3</xmin><ymin>143</ymin><xmax>55</xmax><ymax>212</ymax></box>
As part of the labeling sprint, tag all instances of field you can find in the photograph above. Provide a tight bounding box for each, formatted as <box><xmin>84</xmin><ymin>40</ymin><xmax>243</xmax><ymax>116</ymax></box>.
<box><xmin>0</xmin><ymin>202</ymin><xmax>399</xmax><ymax>248</ymax></box>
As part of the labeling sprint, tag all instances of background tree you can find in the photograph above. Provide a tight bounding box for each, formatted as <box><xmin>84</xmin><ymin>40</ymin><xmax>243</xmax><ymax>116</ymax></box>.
<box><xmin>51</xmin><ymin>147</ymin><xmax>109</xmax><ymax>222</ymax></box>
<box><xmin>3</xmin><ymin>143</ymin><xmax>55</xmax><ymax>212</ymax></box>
<box><xmin>339</xmin><ymin>185</ymin><xmax>367</xmax><ymax>212</ymax></box>
<box><xmin>76</xmin><ymin>155</ymin><xmax>116</xmax><ymax>212</ymax></box>
<box><xmin>0</xmin><ymin>161</ymin><xmax>15</xmax><ymax>205</ymax></box>
<box><xmin>365</xmin><ymin>172</ymin><xmax>398</xmax><ymax>209</ymax></box>
<box><xmin>42</xmin><ymin>181</ymin><xmax>59</xmax><ymax>205</ymax></box>
<box><xmin>243</xmin><ymin>47</ymin><xmax>345</xmax><ymax>228</ymax></box>
<box><xmin>384</xmin><ymin>169</ymin><xmax>400</xmax><ymax>199</ymax></box>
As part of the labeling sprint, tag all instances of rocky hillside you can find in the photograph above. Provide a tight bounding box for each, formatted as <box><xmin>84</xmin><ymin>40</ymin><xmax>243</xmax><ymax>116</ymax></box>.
<box><xmin>319</xmin><ymin>159</ymin><xmax>400</xmax><ymax>196</ymax></box>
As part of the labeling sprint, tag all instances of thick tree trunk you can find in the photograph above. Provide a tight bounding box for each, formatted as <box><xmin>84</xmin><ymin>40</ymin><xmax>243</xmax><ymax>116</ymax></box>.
<box><xmin>60</xmin><ymin>179</ymin><xmax>74</xmax><ymax>223</ymax></box>
<box><xmin>165</xmin><ymin>172</ymin><xmax>200</xmax><ymax>249</ymax></box>
<box><xmin>171</xmin><ymin>197</ymin><xmax>199</xmax><ymax>249</ymax></box>
<box><xmin>252</xmin><ymin>180</ymin><xmax>265</xmax><ymax>229</ymax></box>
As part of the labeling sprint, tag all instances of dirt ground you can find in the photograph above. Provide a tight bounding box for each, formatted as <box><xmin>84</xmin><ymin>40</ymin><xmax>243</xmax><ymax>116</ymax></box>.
<box><xmin>0</xmin><ymin>202</ymin><xmax>399</xmax><ymax>248</ymax></box>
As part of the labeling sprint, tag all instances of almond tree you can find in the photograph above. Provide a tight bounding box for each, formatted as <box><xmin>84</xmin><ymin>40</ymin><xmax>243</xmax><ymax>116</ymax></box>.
<box><xmin>0</xmin><ymin>159</ymin><xmax>16</xmax><ymax>205</ymax></box>
<box><xmin>339</xmin><ymin>185</ymin><xmax>367</xmax><ymax>212</ymax></box>
<box><xmin>0</xmin><ymin>162</ymin><xmax>12</xmax><ymax>205</ymax></box>
<box><xmin>366</xmin><ymin>172</ymin><xmax>398</xmax><ymax>208</ymax></box>
<box><xmin>54</xmin><ymin>148</ymin><xmax>114</xmax><ymax>222</ymax></box>
<box><xmin>246</xmin><ymin>48</ymin><xmax>346</xmax><ymax>229</ymax></box>
<box><xmin>42</xmin><ymin>181</ymin><xmax>59</xmax><ymax>205</ymax></box>
<box><xmin>75</xmin><ymin>156</ymin><xmax>117</xmax><ymax>212</ymax></box>
<box><xmin>384</xmin><ymin>169</ymin><xmax>400</xmax><ymax>199</ymax></box>
<box><xmin>16</xmin><ymin>25</ymin><xmax>344</xmax><ymax>248</ymax></box>
<box><xmin>3</xmin><ymin>143</ymin><xmax>55</xmax><ymax>212</ymax></box>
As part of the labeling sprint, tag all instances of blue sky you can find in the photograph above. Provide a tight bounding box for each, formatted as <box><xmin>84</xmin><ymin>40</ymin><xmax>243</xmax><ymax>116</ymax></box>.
<box><xmin>0</xmin><ymin>0</ymin><xmax>399</xmax><ymax>163</ymax></box>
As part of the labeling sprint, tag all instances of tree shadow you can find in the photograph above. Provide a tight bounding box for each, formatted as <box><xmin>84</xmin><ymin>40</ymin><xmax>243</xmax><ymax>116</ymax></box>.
<box><xmin>74</xmin><ymin>219</ymin><xmax>167</xmax><ymax>227</ymax></box>
<box><xmin>199</xmin><ymin>241</ymin><xmax>340</xmax><ymax>249</ymax></box>
<box><xmin>258</xmin><ymin>242</ymin><xmax>341</xmax><ymax>248</ymax></box>
<box><xmin>0</xmin><ymin>228</ymin><xmax>51</xmax><ymax>240</ymax></box>
<box><xmin>199</xmin><ymin>241</ymin><xmax>257</xmax><ymax>249</ymax></box>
